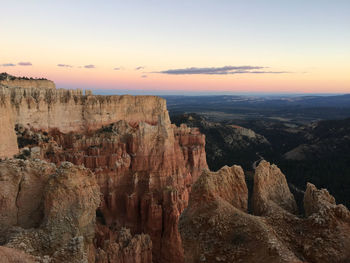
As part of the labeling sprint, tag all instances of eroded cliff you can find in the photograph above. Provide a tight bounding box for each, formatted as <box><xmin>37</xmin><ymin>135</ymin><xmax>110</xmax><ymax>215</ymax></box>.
<box><xmin>35</xmin><ymin>120</ymin><xmax>207</xmax><ymax>262</ymax></box>
<box><xmin>0</xmin><ymin>77</ymin><xmax>169</xmax><ymax>158</ymax></box>
<box><xmin>0</xmin><ymin>88</ymin><xmax>18</xmax><ymax>158</ymax></box>
<box><xmin>179</xmin><ymin>161</ymin><xmax>350</xmax><ymax>263</ymax></box>
<box><xmin>0</xmin><ymin>74</ymin><xmax>208</xmax><ymax>262</ymax></box>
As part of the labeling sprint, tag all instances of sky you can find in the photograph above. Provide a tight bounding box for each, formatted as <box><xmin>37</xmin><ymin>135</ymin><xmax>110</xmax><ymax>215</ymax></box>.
<box><xmin>1</xmin><ymin>0</ymin><xmax>350</xmax><ymax>94</ymax></box>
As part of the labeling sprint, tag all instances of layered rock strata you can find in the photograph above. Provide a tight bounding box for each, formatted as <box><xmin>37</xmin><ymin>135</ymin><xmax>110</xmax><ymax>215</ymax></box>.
<box><xmin>0</xmin><ymin>73</ymin><xmax>55</xmax><ymax>89</ymax></box>
<box><xmin>180</xmin><ymin>161</ymin><xmax>350</xmax><ymax>263</ymax></box>
<box><xmin>0</xmin><ymin>82</ymin><xmax>169</xmax><ymax>158</ymax></box>
<box><xmin>0</xmin><ymin>91</ymin><xmax>18</xmax><ymax>158</ymax></box>
<box><xmin>0</xmin><ymin>75</ymin><xmax>208</xmax><ymax>262</ymax></box>
<box><xmin>39</xmin><ymin>121</ymin><xmax>207</xmax><ymax>262</ymax></box>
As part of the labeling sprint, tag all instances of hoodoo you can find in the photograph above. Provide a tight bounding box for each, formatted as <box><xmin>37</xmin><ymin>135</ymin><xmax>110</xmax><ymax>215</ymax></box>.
<box><xmin>0</xmin><ymin>74</ymin><xmax>207</xmax><ymax>263</ymax></box>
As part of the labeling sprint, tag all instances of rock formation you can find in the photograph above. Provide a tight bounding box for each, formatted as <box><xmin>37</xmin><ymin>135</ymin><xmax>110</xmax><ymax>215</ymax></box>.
<box><xmin>37</xmin><ymin>120</ymin><xmax>207</xmax><ymax>262</ymax></box>
<box><xmin>0</xmin><ymin>73</ymin><xmax>55</xmax><ymax>89</ymax></box>
<box><xmin>94</xmin><ymin>226</ymin><xmax>152</xmax><ymax>263</ymax></box>
<box><xmin>0</xmin><ymin>160</ymin><xmax>101</xmax><ymax>262</ymax></box>
<box><xmin>0</xmin><ymin>90</ymin><xmax>18</xmax><ymax>158</ymax></box>
<box><xmin>180</xmin><ymin>161</ymin><xmax>350</xmax><ymax>263</ymax></box>
<box><xmin>0</xmin><ymin>159</ymin><xmax>56</xmax><ymax>234</ymax></box>
<box><xmin>2</xmin><ymin>74</ymin><xmax>350</xmax><ymax>263</ymax></box>
<box><xmin>0</xmin><ymin>77</ymin><xmax>170</xmax><ymax>158</ymax></box>
<box><xmin>0</xmin><ymin>74</ymin><xmax>208</xmax><ymax>262</ymax></box>
<box><xmin>190</xmin><ymin>165</ymin><xmax>248</xmax><ymax>212</ymax></box>
<box><xmin>252</xmin><ymin>160</ymin><xmax>298</xmax><ymax>215</ymax></box>
<box><xmin>0</xmin><ymin>246</ymin><xmax>36</xmax><ymax>263</ymax></box>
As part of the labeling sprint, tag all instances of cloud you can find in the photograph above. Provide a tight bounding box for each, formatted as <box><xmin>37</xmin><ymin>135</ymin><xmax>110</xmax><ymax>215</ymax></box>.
<box><xmin>18</xmin><ymin>62</ymin><xmax>32</xmax><ymax>66</ymax></box>
<box><xmin>0</xmin><ymin>63</ymin><xmax>16</xmax><ymax>67</ymax></box>
<box><xmin>141</xmin><ymin>75</ymin><xmax>148</xmax><ymax>78</ymax></box>
<box><xmin>113</xmin><ymin>67</ymin><xmax>121</xmax><ymax>70</ymax></box>
<box><xmin>57</xmin><ymin>64</ymin><xmax>73</xmax><ymax>68</ymax></box>
<box><xmin>156</xmin><ymin>66</ymin><xmax>289</xmax><ymax>75</ymax></box>
<box><xmin>84</xmin><ymin>64</ymin><xmax>95</xmax><ymax>69</ymax></box>
<box><xmin>249</xmin><ymin>71</ymin><xmax>288</xmax><ymax>74</ymax></box>
<box><xmin>135</xmin><ymin>66</ymin><xmax>144</xmax><ymax>70</ymax></box>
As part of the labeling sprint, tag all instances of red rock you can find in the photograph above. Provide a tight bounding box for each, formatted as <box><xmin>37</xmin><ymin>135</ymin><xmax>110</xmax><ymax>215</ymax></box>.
<box><xmin>94</xmin><ymin>225</ymin><xmax>152</xmax><ymax>263</ymax></box>
<box><xmin>40</xmin><ymin>121</ymin><xmax>207</xmax><ymax>262</ymax></box>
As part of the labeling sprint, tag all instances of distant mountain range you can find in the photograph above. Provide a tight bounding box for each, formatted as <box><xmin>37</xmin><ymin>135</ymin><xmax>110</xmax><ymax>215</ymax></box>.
<box><xmin>164</xmin><ymin>94</ymin><xmax>350</xmax><ymax>123</ymax></box>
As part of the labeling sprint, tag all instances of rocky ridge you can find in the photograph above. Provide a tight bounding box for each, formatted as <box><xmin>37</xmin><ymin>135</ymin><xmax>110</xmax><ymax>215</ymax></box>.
<box><xmin>179</xmin><ymin>161</ymin><xmax>350</xmax><ymax>263</ymax></box>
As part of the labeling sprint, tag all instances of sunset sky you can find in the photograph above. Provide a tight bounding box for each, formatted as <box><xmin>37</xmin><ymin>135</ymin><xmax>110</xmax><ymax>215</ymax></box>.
<box><xmin>1</xmin><ymin>0</ymin><xmax>349</xmax><ymax>94</ymax></box>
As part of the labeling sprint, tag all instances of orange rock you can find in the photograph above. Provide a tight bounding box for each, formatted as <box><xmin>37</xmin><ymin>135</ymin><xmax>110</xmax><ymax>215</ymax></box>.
<box><xmin>42</xmin><ymin>121</ymin><xmax>207</xmax><ymax>263</ymax></box>
<box><xmin>0</xmin><ymin>246</ymin><xmax>36</xmax><ymax>263</ymax></box>
<box><xmin>2</xmin><ymin>161</ymin><xmax>101</xmax><ymax>263</ymax></box>
<box><xmin>0</xmin><ymin>90</ymin><xmax>18</xmax><ymax>158</ymax></box>
<box><xmin>180</xmin><ymin>162</ymin><xmax>350</xmax><ymax>263</ymax></box>
<box><xmin>252</xmin><ymin>160</ymin><xmax>298</xmax><ymax>215</ymax></box>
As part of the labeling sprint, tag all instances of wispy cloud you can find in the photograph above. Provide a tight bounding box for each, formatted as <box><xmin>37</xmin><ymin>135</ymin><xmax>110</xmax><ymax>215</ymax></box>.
<box><xmin>0</xmin><ymin>63</ymin><xmax>16</xmax><ymax>67</ymax></box>
<box><xmin>18</xmin><ymin>62</ymin><xmax>32</xmax><ymax>66</ymax></box>
<box><xmin>156</xmin><ymin>66</ymin><xmax>289</xmax><ymax>75</ymax></box>
<box><xmin>113</xmin><ymin>67</ymin><xmax>121</xmax><ymax>70</ymax></box>
<box><xmin>135</xmin><ymin>66</ymin><xmax>144</xmax><ymax>70</ymax></box>
<box><xmin>141</xmin><ymin>75</ymin><xmax>148</xmax><ymax>78</ymax></box>
<box><xmin>57</xmin><ymin>64</ymin><xmax>73</xmax><ymax>68</ymax></box>
<box><xmin>248</xmin><ymin>71</ymin><xmax>288</xmax><ymax>74</ymax></box>
<box><xmin>84</xmin><ymin>64</ymin><xmax>95</xmax><ymax>69</ymax></box>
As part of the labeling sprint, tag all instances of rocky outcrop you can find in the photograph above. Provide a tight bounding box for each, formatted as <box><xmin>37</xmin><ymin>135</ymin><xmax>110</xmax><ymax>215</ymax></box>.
<box><xmin>179</xmin><ymin>163</ymin><xmax>301</xmax><ymax>263</ymax></box>
<box><xmin>180</xmin><ymin>162</ymin><xmax>350</xmax><ymax>263</ymax></box>
<box><xmin>0</xmin><ymin>91</ymin><xmax>18</xmax><ymax>158</ymax></box>
<box><xmin>0</xmin><ymin>73</ymin><xmax>55</xmax><ymax>89</ymax></box>
<box><xmin>0</xmin><ymin>159</ymin><xmax>56</xmax><ymax>235</ymax></box>
<box><xmin>0</xmin><ymin>79</ymin><xmax>55</xmax><ymax>90</ymax></box>
<box><xmin>94</xmin><ymin>226</ymin><xmax>152</xmax><ymax>263</ymax></box>
<box><xmin>190</xmin><ymin>165</ymin><xmax>248</xmax><ymax>211</ymax></box>
<box><xmin>37</xmin><ymin>121</ymin><xmax>207</xmax><ymax>263</ymax></box>
<box><xmin>0</xmin><ymin>246</ymin><xmax>35</xmax><ymax>263</ymax></box>
<box><xmin>252</xmin><ymin>160</ymin><xmax>297</xmax><ymax>215</ymax></box>
<box><xmin>304</xmin><ymin>182</ymin><xmax>350</xmax><ymax>221</ymax></box>
<box><xmin>0</xmin><ymin>76</ymin><xmax>170</xmax><ymax>158</ymax></box>
<box><xmin>0</xmin><ymin>160</ymin><xmax>101</xmax><ymax>262</ymax></box>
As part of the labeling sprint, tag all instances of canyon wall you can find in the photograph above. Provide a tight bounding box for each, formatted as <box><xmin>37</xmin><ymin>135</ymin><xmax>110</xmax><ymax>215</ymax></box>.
<box><xmin>0</xmin><ymin>84</ymin><xmax>169</xmax><ymax>158</ymax></box>
<box><xmin>42</xmin><ymin>121</ymin><xmax>207</xmax><ymax>262</ymax></box>
<box><xmin>0</xmin><ymin>77</ymin><xmax>55</xmax><ymax>89</ymax></box>
<box><xmin>0</xmin><ymin>88</ymin><xmax>18</xmax><ymax>158</ymax></box>
<box><xmin>0</xmin><ymin>76</ymin><xmax>208</xmax><ymax>262</ymax></box>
